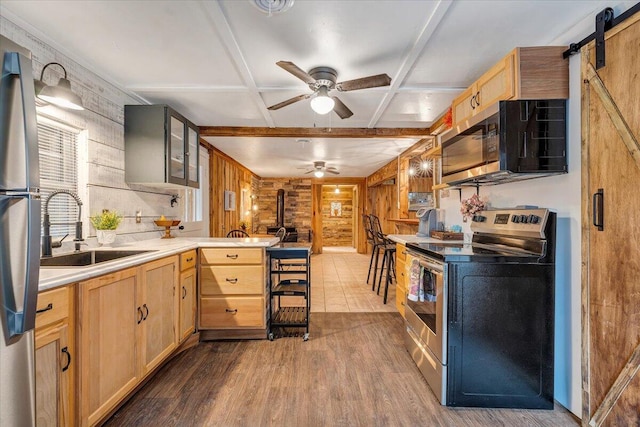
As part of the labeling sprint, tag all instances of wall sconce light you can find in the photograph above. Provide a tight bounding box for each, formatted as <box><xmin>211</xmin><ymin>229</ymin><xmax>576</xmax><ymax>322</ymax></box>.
<box><xmin>334</xmin><ymin>185</ymin><xmax>340</xmax><ymax>194</ymax></box>
<box><xmin>35</xmin><ymin>62</ymin><xmax>84</xmax><ymax>110</ymax></box>
<box><xmin>408</xmin><ymin>167</ymin><xmax>416</xmax><ymax>176</ymax></box>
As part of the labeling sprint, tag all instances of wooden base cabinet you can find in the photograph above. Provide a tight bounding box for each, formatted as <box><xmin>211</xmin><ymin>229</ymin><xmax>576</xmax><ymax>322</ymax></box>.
<box><xmin>78</xmin><ymin>256</ymin><xmax>179</xmax><ymax>426</ymax></box>
<box><xmin>35</xmin><ymin>285</ymin><xmax>75</xmax><ymax>427</ymax></box>
<box><xmin>179</xmin><ymin>250</ymin><xmax>197</xmax><ymax>341</ymax></box>
<box><xmin>395</xmin><ymin>243</ymin><xmax>407</xmax><ymax>317</ymax></box>
<box><xmin>199</xmin><ymin>248</ymin><xmax>267</xmax><ymax>339</ymax></box>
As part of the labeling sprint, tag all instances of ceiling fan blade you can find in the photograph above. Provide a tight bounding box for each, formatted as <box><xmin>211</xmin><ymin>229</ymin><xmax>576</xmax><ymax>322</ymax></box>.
<box><xmin>326</xmin><ymin>169</ymin><xmax>340</xmax><ymax>175</ymax></box>
<box><xmin>332</xmin><ymin>96</ymin><xmax>354</xmax><ymax>119</ymax></box>
<box><xmin>267</xmin><ymin>93</ymin><xmax>310</xmax><ymax>111</ymax></box>
<box><xmin>336</xmin><ymin>73</ymin><xmax>392</xmax><ymax>92</ymax></box>
<box><xmin>276</xmin><ymin>61</ymin><xmax>316</xmax><ymax>85</ymax></box>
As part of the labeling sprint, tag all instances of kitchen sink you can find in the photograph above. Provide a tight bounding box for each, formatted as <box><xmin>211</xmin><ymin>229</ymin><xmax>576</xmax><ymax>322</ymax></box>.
<box><xmin>40</xmin><ymin>250</ymin><xmax>154</xmax><ymax>267</ymax></box>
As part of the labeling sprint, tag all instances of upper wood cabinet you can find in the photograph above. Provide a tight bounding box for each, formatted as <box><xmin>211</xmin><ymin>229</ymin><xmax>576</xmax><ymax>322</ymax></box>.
<box><xmin>452</xmin><ymin>46</ymin><xmax>568</xmax><ymax>126</ymax></box>
<box><xmin>124</xmin><ymin>105</ymin><xmax>199</xmax><ymax>188</ymax></box>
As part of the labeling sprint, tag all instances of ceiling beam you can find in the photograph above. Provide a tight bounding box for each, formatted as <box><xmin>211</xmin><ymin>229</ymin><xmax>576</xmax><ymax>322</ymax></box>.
<box><xmin>199</xmin><ymin>126</ymin><xmax>431</xmax><ymax>138</ymax></box>
<box><xmin>368</xmin><ymin>0</ymin><xmax>454</xmax><ymax>128</ymax></box>
<box><xmin>198</xmin><ymin>1</ymin><xmax>275</xmax><ymax>127</ymax></box>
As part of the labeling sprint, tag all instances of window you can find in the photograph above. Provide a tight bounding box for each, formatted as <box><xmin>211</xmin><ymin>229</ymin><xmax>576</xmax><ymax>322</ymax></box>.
<box><xmin>38</xmin><ymin>117</ymin><xmax>81</xmax><ymax>238</ymax></box>
<box><xmin>180</xmin><ymin>148</ymin><xmax>209</xmax><ymax>236</ymax></box>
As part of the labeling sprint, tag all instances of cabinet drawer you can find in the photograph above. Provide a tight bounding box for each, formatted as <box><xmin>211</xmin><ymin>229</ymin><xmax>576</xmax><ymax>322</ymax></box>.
<box><xmin>36</xmin><ymin>286</ymin><xmax>70</xmax><ymax>329</ymax></box>
<box><xmin>200</xmin><ymin>248</ymin><xmax>263</xmax><ymax>265</ymax></box>
<box><xmin>180</xmin><ymin>250</ymin><xmax>197</xmax><ymax>271</ymax></box>
<box><xmin>200</xmin><ymin>265</ymin><xmax>264</xmax><ymax>295</ymax></box>
<box><xmin>200</xmin><ymin>297</ymin><xmax>264</xmax><ymax>328</ymax></box>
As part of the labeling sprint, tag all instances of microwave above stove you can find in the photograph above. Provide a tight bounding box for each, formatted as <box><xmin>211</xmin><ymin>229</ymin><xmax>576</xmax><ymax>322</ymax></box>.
<box><xmin>441</xmin><ymin>99</ymin><xmax>567</xmax><ymax>186</ymax></box>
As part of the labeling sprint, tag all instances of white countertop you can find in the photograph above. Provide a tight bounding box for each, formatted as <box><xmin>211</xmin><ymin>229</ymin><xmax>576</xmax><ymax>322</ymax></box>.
<box><xmin>38</xmin><ymin>237</ymin><xmax>280</xmax><ymax>291</ymax></box>
<box><xmin>387</xmin><ymin>234</ymin><xmax>464</xmax><ymax>245</ymax></box>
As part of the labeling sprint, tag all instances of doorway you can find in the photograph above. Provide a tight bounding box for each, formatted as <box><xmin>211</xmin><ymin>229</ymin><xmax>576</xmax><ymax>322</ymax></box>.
<box><xmin>311</xmin><ymin>178</ymin><xmax>366</xmax><ymax>254</ymax></box>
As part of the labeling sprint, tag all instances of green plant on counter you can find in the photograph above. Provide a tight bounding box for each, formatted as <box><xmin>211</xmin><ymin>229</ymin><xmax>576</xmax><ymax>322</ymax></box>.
<box><xmin>90</xmin><ymin>209</ymin><xmax>123</xmax><ymax>230</ymax></box>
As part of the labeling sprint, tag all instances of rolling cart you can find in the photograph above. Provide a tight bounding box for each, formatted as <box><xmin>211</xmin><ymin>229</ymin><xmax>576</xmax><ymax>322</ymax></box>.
<box><xmin>266</xmin><ymin>246</ymin><xmax>311</xmax><ymax>341</ymax></box>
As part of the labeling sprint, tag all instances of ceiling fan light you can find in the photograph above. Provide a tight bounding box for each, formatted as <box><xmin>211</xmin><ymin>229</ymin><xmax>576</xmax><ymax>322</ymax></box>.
<box><xmin>310</xmin><ymin>87</ymin><xmax>335</xmax><ymax>115</ymax></box>
<box><xmin>314</xmin><ymin>170</ymin><xmax>324</xmax><ymax>178</ymax></box>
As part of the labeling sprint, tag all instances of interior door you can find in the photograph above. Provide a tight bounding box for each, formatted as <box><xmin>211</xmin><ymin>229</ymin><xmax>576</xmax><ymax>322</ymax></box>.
<box><xmin>582</xmin><ymin>12</ymin><xmax>640</xmax><ymax>427</ymax></box>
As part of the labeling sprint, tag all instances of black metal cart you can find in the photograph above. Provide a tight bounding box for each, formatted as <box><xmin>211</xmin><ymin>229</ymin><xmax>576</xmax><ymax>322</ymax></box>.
<box><xmin>266</xmin><ymin>246</ymin><xmax>311</xmax><ymax>341</ymax></box>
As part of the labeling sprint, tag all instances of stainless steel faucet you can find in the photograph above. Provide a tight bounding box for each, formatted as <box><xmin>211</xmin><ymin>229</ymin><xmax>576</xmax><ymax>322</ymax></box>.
<box><xmin>42</xmin><ymin>189</ymin><xmax>84</xmax><ymax>257</ymax></box>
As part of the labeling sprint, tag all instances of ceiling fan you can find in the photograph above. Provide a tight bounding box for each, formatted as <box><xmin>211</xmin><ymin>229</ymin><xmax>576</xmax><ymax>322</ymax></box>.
<box><xmin>267</xmin><ymin>61</ymin><xmax>392</xmax><ymax>119</ymax></box>
<box><xmin>304</xmin><ymin>161</ymin><xmax>340</xmax><ymax>178</ymax></box>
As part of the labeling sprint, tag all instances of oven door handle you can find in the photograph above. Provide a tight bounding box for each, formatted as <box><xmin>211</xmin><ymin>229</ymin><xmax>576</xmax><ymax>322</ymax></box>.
<box><xmin>592</xmin><ymin>188</ymin><xmax>604</xmax><ymax>231</ymax></box>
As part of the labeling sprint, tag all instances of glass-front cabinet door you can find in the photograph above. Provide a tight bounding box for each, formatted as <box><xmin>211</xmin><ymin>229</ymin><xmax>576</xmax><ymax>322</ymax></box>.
<box><xmin>168</xmin><ymin>113</ymin><xmax>186</xmax><ymax>185</ymax></box>
<box><xmin>187</xmin><ymin>123</ymin><xmax>199</xmax><ymax>188</ymax></box>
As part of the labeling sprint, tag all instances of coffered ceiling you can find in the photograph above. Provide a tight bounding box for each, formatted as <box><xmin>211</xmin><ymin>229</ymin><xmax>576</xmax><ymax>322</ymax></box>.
<box><xmin>1</xmin><ymin>0</ymin><xmax>630</xmax><ymax>177</ymax></box>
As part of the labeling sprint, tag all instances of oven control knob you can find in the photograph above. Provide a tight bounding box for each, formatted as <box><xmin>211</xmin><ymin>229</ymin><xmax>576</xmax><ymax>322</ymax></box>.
<box><xmin>472</xmin><ymin>215</ymin><xmax>486</xmax><ymax>222</ymax></box>
<box><xmin>529</xmin><ymin>214</ymin><xmax>540</xmax><ymax>224</ymax></box>
<box><xmin>519</xmin><ymin>215</ymin><xmax>528</xmax><ymax>224</ymax></box>
<box><xmin>512</xmin><ymin>215</ymin><xmax>520</xmax><ymax>223</ymax></box>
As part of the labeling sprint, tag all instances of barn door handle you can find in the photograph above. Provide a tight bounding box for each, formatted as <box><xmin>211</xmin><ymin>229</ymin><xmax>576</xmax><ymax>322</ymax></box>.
<box><xmin>592</xmin><ymin>188</ymin><xmax>604</xmax><ymax>231</ymax></box>
<box><xmin>61</xmin><ymin>347</ymin><xmax>71</xmax><ymax>372</ymax></box>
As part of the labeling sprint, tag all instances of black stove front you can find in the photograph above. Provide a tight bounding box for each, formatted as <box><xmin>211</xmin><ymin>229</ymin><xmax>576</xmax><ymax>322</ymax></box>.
<box><xmin>404</xmin><ymin>208</ymin><xmax>556</xmax><ymax>409</ymax></box>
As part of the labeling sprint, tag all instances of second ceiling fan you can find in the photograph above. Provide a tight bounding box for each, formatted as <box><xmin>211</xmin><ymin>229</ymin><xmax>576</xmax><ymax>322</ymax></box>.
<box><xmin>267</xmin><ymin>61</ymin><xmax>392</xmax><ymax>119</ymax></box>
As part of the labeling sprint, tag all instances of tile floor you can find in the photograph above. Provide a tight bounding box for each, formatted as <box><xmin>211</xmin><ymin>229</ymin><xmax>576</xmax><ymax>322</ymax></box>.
<box><xmin>311</xmin><ymin>248</ymin><xmax>397</xmax><ymax>313</ymax></box>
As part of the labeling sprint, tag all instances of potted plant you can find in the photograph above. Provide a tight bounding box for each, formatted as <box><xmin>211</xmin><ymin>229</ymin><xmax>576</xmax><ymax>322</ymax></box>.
<box><xmin>90</xmin><ymin>209</ymin><xmax>123</xmax><ymax>246</ymax></box>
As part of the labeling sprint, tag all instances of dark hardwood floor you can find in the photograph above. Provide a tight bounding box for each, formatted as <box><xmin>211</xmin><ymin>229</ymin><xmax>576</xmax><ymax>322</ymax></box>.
<box><xmin>104</xmin><ymin>313</ymin><xmax>578</xmax><ymax>427</ymax></box>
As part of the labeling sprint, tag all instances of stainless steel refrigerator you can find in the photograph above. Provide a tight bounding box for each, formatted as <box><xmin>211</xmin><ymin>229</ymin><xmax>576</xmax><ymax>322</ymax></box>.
<box><xmin>1</xmin><ymin>34</ymin><xmax>40</xmax><ymax>427</ymax></box>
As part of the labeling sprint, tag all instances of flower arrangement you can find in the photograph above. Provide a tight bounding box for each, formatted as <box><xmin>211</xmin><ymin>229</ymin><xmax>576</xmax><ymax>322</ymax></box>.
<box><xmin>238</xmin><ymin>220</ymin><xmax>248</xmax><ymax>231</ymax></box>
<box><xmin>90</xmin><ymin>209</ymin><xmax>123</xmax><ymax>230</ymax></box>
<box><xmin>460</xmin><ymin>194</ymin><xmax>487</xmax><ymax>221</ymax></box>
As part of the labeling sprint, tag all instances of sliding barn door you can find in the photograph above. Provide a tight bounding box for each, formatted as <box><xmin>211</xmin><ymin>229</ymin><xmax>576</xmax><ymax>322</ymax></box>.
<box><xmin>581</xmin><ymin>12</ymin><xmax>640</xmax><ymax>427</ymax></box>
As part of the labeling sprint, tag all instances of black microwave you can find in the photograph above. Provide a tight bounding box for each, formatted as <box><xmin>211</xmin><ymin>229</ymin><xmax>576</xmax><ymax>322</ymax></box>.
<box><xmin>441</xmin><ymin>99</ymin><xmax>567</xmax><ymax>185</ymax></box>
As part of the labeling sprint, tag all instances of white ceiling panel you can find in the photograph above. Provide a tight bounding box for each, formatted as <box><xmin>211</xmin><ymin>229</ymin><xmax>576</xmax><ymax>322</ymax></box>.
<box><xmin>138</xmin><ymin>91</ymin><xmax>268</xmax><ymax>127</ymax></box>
<box><xmin>203</xmin><ymin>136</ymin><xmax>418</xmax><ymax>178</ymax></box>
<box><xmin>405</xmin><ymin>1</ymin><xmax>610</xmax><ymax>87</ymax></box>
<box><xmin>219</xmin><ymin>0</ymin><xmax>436</xmax><ymax>87</ymax></box>
<box><xmin>377</xmin><ymin>91</ymin><xmax>458</xmax><ymax>128</ymax></box>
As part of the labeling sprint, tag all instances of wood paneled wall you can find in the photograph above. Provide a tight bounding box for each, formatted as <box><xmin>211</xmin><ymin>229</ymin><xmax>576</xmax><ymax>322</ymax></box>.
<box><xmin>210</xmin><ymin>148</ymin><xmax>258</xmax><ymax>237</ymax></box>
<box><xmin>321</xmin><ymin>186</ymin><xmax>354</xmax><ymax>246</ymax></box>
<box><xmin>256</xmin><ymin>178</ymin><xmax>312</xmax><ymax>242</ymax></box>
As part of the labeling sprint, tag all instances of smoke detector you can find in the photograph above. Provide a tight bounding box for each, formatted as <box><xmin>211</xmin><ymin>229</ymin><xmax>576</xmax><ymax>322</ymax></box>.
<box><xmin>250</xmin><ymin>0</ymin><xmax>295</xmax><ymax>15</ymax></box>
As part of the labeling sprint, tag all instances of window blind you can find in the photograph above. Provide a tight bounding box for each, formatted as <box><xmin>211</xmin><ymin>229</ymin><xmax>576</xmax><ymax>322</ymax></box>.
<box><xmin>38</xmin><ymin>120</ymin><xmax>79</xmax><ymax>238</ymax></box>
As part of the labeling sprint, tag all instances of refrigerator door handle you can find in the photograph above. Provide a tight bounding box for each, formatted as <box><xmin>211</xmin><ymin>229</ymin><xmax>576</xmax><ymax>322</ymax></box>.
<box><xmin>0</xmin><ymin>193</ymin><xmax>41</xmax><ymax>339</ymax></box>
<box><xmin>1</xmin><ymin>50</ymin><xmax>40</xmax><ymax>190</ymax></box>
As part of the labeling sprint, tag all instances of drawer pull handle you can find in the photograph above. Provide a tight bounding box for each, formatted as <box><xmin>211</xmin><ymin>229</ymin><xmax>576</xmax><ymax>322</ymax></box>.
<box><xmin>36</xmin><ymin>303</ymin><xmax>53</xmax><ymax>314</ymax></box>
<box><xmin>225</xmin><ymin>308</ymin><xmax>238</xmax><ymax>314</ymax></box>
<box><xmin>226</xmin><ymin>278</ymin><xmax>238</xmax><ymax>284</ymax></box>
<box><xmin>142</xmin><ymin>304</ymin><xmax>149</xmax><ymax>320</ymax></box>
<box><xmin>137</xmin><ymin>307</ymin><xmax>143</xmax><ymax>324</ymax></box>
<box><xmin>226</xmin><ymin>254</ymin><xmax>238</xmax><ymax>259</ymax></box>
<box><xmin>182</xmin><ymin>286</ymin><xmax>187</xmax><ymax>299</ymax></box>
<box><xmin>61</xmin><ymin>347</ymin><xmax>71</xmax><ymax>372</ymax></box>
<box><xmin>186</xmin><ymin>257</ymin><xmax>194</xmax><ymax>262</ymax></box>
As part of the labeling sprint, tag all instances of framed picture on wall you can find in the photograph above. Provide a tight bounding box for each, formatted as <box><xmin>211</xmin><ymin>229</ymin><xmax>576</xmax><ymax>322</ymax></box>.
<box><xmin>224</xmin><ymin>190</ymin><xmax>236</xmax><ymax>211</ymax></box>
<box><xmin>330</xmin><ymin>202</ymin><xmax>342</xmax><ymax>217</ymax></box>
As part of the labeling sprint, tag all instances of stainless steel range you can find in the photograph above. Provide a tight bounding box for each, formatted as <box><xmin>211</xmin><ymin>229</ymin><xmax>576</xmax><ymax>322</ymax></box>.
<box><xmin>404</xmin><ymin>207</ymin><xmax>556</xmax><ymax>409</ymax></box>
